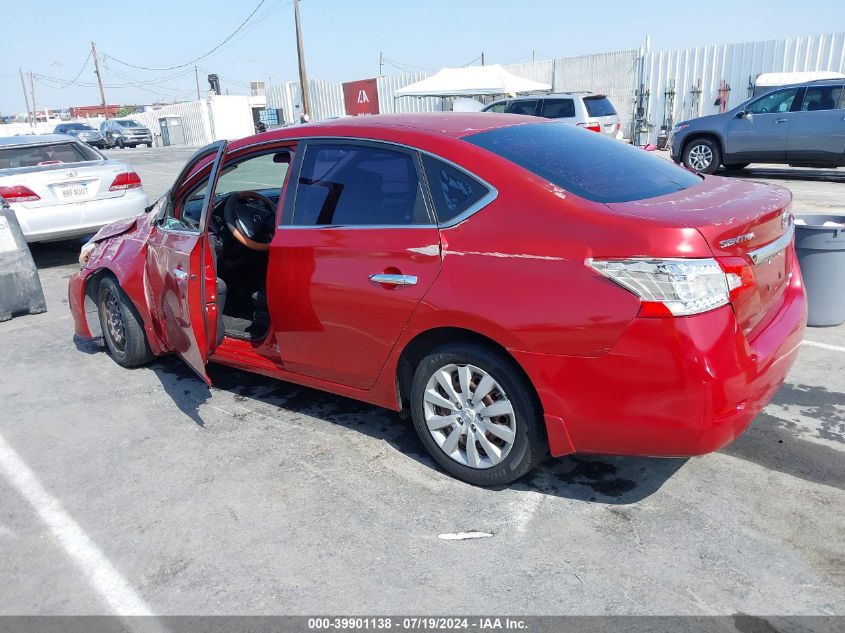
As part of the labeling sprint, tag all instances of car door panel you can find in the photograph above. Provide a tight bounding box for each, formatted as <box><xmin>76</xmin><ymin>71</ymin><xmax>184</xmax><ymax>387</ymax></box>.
<box><xmin>787</xmin><ymin>85</ymin><xmax>845</xmax><ymax>164</ymax></box>
<box><xmin>725</xmin><ymin>88</ymin><xmax>800</xmax><ymax>163</ymax></box>
<box><xmin>726</xmin><ymin>113</ymin><xmax>790</xmax><ymax>162</ymax></box>
<box><xmin>144</xmin><ymin>141</ymin><xmax>226</xmax><ymax>383</ymax></box>
<box><xmin>268</xmin><ymin>227</ymin><xmax>441</xmax><ymax>389</ymax></box>
<box><xmin>266</xmin><ymin>140</ymin><xmax>442</xmax><ymax>390</ymax></box>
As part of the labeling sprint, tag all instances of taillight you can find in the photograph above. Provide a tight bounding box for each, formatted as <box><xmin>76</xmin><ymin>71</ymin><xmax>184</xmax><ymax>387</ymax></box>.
<box><xmin>0</xmin><ymin>185</ymin><xmax>40</xmax><ymax>202</ymax></box>
<box><xmin>587</xmin><ymin>258</ymin><xmax>731</xmax><ymax>317</ymax></box>
<box><xmin>718</xmin><ymin>257</ymin><xmax>756</xmax><ymax>304</ymax></box>
<box><xmin>577</xmin><ymin>122</ymin><xmax>602</xmax><ymax>133</ymax></box>
<box><xmin>109</xmin><ymin>172</ymin><xmax>142</xmax><ymax>191</ymax></box>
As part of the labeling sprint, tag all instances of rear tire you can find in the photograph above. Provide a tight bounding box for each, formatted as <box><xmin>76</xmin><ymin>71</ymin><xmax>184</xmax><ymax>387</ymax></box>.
<box><xmin>97</xmin><ymin>277</ymin><xmax>154</xmax><ymax>368</ymax></box>
<box><xmin>682</xmin><ymin>137</ymin><xmax>721</xmax><ymax>174</ymax></box>
<box><xmin>410</xmin><ymin>343</ymin><xmax>548</xmax><ymax>486</ymax></box>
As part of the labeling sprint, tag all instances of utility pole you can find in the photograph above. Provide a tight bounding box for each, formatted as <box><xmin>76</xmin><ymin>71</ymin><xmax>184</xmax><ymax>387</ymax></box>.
<box><xmin>19</xmin><ymin>68</ymin><xmax>32</xmax><ymax>127</ymax></box>
<box><xmin>481</xmin><ymin>52</ymin><xmax>485</xmax><ymax>66</ymax></box>
<box><xmin>91</xmin><ymin>41</ymin><xmax>109</xmax><ymax>119</ymax></box>
<box><xmin>195</xmin><ymin>65</ymin><xmax>201</xmax><ymax>100</ymax></box>
<box><xmin>28</xmin><ymin>72</ymin><xmax>36</xmax><ymax>124</ymax></box>
<box><xmin>379</xmin><ymin>52</ymin><xmax>383</xmax><ymax>77</ymax></box>
<box><xmin>293</xmin><ymin>0</ymin><xmax>312</xmax><ymax>119</ymax></box>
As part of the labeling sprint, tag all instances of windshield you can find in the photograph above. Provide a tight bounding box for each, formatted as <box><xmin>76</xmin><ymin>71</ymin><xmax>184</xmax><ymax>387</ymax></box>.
<box><xmin>66</xmin><ymin>123</ymin><xmax>94</xmax><ymax>131</ymax></box>
<box><xmin>0</xmin><ymin>142</ymin><xmax>100</xmax><ymax>169</ymax></box>
<box><xmin>117</xmin><ymin>120</ymin><xmax>143</xmax><ymax>128</ymax></box>
<box><xmin>465</xmin><ymin>122</ymin><xmax>702</xmax><ymax>203</ymax></box>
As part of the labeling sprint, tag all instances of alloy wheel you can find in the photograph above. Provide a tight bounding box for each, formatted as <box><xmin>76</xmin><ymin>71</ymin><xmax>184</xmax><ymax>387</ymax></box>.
<box><xmin>423</xmin><ymin>363</ymin><xmax>517</xmax><ymax>469</ymax></box>
<box><xmin>688</xmin><ymin>144</ymin><xmax>713</xmax><ymax>171</ymax></box>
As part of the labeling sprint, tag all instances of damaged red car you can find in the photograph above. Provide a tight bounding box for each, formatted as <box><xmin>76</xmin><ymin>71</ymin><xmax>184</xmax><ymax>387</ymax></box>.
<box><xmin>69</xmin><ymin>113</ymin><xmax>806</xmax><ymax>485</ymax></box>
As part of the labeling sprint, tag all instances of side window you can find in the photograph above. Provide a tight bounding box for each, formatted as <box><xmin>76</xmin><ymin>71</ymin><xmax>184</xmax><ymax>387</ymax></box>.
<box><xmin>160</xmin><ymin>146</ymin><xmax>222</xmax><ymax>232</ymax></box>
<box><xmin>540</xmin><ymin>99</ymin><xmax>575</xmax><ymax>119</ymax></box>
<box><xmin>293</xmin><ymin>144</ymin><xmax>429</xmax><ymax>226</ymax></box>
<box><xmin>800</xmin><ymin>85</ymin><xmax>843</xmax><ymax>111</ymax></box>
<box><xmin>484</xmin><ymin>102</ymin><xmax>507</xmax><ymax>113</ymax></box>
<box><xmin>506</xmin><ymin>100</ymin><xmax>539</xmax><ymax>116</ymax></box>
<box><xmin>746</xmin><ymin>88</ymin><xmax>800</xmax><ymax>114</ymax></box>
<box><xmin>421</xmin><ymin>155</ymin><xmax>490</xmax><ymax>224</ymax></box>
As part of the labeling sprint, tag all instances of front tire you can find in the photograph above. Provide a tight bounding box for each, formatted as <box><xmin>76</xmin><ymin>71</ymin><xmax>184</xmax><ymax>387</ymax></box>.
<box><xmin>97</xmin><ymin>277</ymin><xmax>154</xmax><ymax>368</ymax></box>
<box><xmin>410</xmin><ymin>343</ymin><xmax>548</xmax><ymax>486</ymax></box>
<box><xmin>683</xmin><ymin>138</ymin><xmax>721</xmax><ymax>174</ymax></box>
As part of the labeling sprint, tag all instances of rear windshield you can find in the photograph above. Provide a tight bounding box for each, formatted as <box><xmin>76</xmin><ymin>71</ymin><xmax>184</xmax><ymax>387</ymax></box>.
<box><xmin>465</xmin><ymin>122</ymin><xmax>702</xmax><ymax>203</ymax></box>
<box><xmin>0</xmin><ymin>142</ymin><xmax>100</xmax><ymax>169</ymax></box>
<box><xmin>583</xmin><ymin>95</ymin><xmax>617</xmax><ymax>117</ymax></box>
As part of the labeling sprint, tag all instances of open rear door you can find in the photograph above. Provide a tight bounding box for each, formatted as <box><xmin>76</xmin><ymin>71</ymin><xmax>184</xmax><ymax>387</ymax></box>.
<box><xmin>145</xmin><ymin>141</ymin><xmax>227</xmax><ymax>384</ymax></box>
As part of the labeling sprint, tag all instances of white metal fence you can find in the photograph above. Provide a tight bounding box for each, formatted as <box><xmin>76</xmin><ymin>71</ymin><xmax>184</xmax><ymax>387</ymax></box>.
<box><xmin>642</xmin><ymin>32</ymin><xmax>845</xmax><ymax>143</ymax></box>
<box><xmin>265</xmin><ymin>31</ymin><xmax>845</xmax><ymax>147</ymax></box>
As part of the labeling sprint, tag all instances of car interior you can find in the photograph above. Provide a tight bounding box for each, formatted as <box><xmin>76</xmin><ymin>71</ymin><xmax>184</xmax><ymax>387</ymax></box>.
<box><xmin>176</xmin><ymin>150</ymin><xmax>291</xmax><ymax>343</ymax></box>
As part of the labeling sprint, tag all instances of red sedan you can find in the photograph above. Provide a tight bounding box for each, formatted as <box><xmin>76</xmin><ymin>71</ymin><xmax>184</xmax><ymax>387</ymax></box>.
<box><xmin>68</xmin><ymin>113</ymin><xmax>806</xmax><ymax>485</ymax></box>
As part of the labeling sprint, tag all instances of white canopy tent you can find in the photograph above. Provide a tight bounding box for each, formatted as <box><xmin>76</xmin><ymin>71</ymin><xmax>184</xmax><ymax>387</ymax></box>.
<box><xmin>394</xmin><ymin>64</ymin><xmax>551</xmax><ymax>98</ymax></box>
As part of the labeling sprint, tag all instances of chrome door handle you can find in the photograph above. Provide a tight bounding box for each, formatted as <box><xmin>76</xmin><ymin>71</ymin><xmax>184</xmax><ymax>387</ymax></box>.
<box><xmin>369</xmin><ymin>273</ymin><xmax>418</xmax><ymax>286</ymax></box>
<box><xmin>173</xmin><ymin>269</ymin><xmax>188</xmax><ymax>281</ymax></box>
<box><xmin>774</xmin><ymin>118</ymin><xmax>788</xmax><ymax>123</ymax></box>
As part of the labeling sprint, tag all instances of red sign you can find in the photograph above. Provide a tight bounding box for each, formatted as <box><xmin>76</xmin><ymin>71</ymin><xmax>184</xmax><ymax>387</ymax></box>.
<box><xmin>342</xmin><ymin>78</ymin><xmax>379</xmax><ymax>116</ymax></box>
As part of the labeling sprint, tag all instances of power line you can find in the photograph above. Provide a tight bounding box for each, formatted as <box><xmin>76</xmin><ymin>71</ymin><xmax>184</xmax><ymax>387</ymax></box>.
<box><xmin>44</xmin><ymin>52</ymin><xmax>92</xmax><ymax>88</ymax></box>
<box><xmin>104</xmin><ymin>0</ymin><xmax>268</xmax><ymax>71</ymax></box>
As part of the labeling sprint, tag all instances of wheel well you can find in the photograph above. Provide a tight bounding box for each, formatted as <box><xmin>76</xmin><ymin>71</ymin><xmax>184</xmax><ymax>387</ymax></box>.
<box><xmin>395</xmin><ymin>327</ymin><xmax>541</xmax><ymax>414</ymax></box>
<box><xmin>82</xmin><ymin>268</ymin><xmax>117</xmax><ymax>338</ymax></box>
<box><xmin>682</xmin><ymin>133</ymin><xmax>723</xmax><ymax>159</ymax></box>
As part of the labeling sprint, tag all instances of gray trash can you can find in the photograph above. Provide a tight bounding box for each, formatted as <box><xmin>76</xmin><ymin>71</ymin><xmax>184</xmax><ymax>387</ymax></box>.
<box><xmin>794</xmin><ymin>214</ymin><xmax>845</xmax><ymax>327</ymax></box>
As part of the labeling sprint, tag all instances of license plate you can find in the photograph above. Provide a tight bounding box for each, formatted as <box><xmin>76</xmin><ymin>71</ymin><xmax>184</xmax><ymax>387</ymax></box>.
<box><xmin>58</xmin><ymin>184</ymin><xmax>89</xmax><ymax>199</ymax></box>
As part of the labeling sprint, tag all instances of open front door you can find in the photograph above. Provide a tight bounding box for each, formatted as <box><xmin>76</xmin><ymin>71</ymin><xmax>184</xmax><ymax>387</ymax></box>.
<box><xmin>145</xmin><ymin>141</ymin><xmax>227</xmax><ymax>384</ymax></box>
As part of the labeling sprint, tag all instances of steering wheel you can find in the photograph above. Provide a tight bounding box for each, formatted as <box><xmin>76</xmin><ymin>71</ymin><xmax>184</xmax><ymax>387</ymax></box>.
<box><xmin>222</xmin><ymin>191</ymin><xmax>277</xmax><ymax>251</ymax></box>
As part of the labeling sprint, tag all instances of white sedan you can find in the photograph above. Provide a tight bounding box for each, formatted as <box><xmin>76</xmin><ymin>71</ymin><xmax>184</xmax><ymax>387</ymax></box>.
<box><xmin>0</xmin><ymin>134</ymin><xmax>148</xmax><ymax>242</ymax></box>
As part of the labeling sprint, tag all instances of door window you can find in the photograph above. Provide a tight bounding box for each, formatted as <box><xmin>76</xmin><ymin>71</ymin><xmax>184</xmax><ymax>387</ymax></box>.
<box><xmin>160</xmin><ymin>145</ymin><xmax>223</xmax><ymax>232</ymax></box>
<box><xmin>746</xmin><ymin>88</ymin><xmax>800</xmax><ymax>114</ymax></box>
<box><xmin>800</xmin><ymin>85</ymin><xmax>844</xmax><ymax>111</ymax></box>
<box><xmin>293</xmin><ymin>144</ymin><xmax>429</xmax><ymax>226</ymax></box>
<box><xmin>484</xmin><ymin>102</ymin><xmax>507</xmax><ymax>113</ymax></box>
<box><xmin>540</xmin><ymin>98</ymin><xmax>575</xmax><ymax>119</ymax></box>
<box><xmin>421</xmin><ymin>155</ymin><xmax>491</xmax><ymax>224</ymax></box>
<box><xmin>505</xmin><ymin>100</ymin><xmax>539</xmax><ymax>115</ymax></box>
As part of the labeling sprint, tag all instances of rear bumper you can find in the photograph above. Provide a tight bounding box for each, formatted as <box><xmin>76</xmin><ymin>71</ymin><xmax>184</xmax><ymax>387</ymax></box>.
<box><xmin>15</xmin><ymin>190</ymin><xmax>148</xmax><ymax>242</ymax></box>
<box><xmin>514</xmin><ymin>253</ymin><xmax>807</xmax><ymax>457</ymax></box>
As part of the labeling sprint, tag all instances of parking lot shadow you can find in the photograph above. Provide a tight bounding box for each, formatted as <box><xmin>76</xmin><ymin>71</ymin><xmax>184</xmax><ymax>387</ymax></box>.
<box><xmin>720</xmin><ymin>383</ymin><xmax>845</xmax><ymax>490</ymax></box>
<box><xmin>151</xmin><ymin>357</ymin><xmax>212</xmax><ymax>428</ymax></box>
<box><xmin>147</xmin><ymin>359</ymin><xmax>685</xmax><ymax>503</ymax></box>
<box><xmin>29</xmin><ymin>237</ymin><xmax>90</xmax><ymax>269</ymax></box>
<box><xmin>718</xmin><ymin>166</ymin><xmax>845</xmax><ymax>183</ymax></box>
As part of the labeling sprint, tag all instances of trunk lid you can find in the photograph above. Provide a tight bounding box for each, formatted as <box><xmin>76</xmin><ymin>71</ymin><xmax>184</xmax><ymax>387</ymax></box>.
<box><xmin>605</xmin><ymin>176</ymin><xmax>794</xmax><ymax>335</ymax></box>
<box><xmin>0</xmin><ymin>160</ymin><xmax>129</xmax><ymax>208</ymax></box>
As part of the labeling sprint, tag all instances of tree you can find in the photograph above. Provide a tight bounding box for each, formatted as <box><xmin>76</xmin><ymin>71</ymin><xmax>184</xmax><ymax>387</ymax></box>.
<box><xmin>115</xmin><ymin>105</ymin><xmax>140</xmax><ymax>117</ymax></box>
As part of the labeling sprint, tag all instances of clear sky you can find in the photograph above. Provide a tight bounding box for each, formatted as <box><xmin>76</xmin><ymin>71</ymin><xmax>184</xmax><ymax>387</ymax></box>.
<box><xmin>2</xmin><ymin>0</ymin><xmax>842</xmax><ymax>114</ymax></box>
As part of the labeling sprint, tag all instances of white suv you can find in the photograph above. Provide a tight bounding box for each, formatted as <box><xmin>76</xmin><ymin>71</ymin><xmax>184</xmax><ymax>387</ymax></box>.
<box><xmin>482</xmin><ymin>92</ymin><xmax>622</xmax><ymax>139</ymax></box>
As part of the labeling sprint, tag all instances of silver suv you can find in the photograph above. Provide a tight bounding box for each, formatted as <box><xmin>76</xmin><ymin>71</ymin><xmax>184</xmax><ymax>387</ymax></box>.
<box><xmin>671</xmin><ymin>79</ymin><xmax>845</xmax><ymax>173</ymax></box>
<box><xmin>482</xmin><ymin>93</ymin><xmax>622</xmax><ymax>139</ymax></box>
<box><xmin>99</xmin><ymin>119</ymin><xmax>153</xmax><ymax>149</ymax></box>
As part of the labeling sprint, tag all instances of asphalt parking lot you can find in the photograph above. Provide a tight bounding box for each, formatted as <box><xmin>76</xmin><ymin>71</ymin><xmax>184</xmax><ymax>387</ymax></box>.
<box><xmin>0</xmin><ymin>145</ymin><xmax>843</xmax><ymax>616</ymax></box>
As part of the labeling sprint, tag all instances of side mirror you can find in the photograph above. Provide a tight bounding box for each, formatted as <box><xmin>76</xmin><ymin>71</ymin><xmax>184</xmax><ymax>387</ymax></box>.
<box><xmin>735</xmin><ymin>110</ymin><xmax>750</xmax><ymax>120</ymax></box>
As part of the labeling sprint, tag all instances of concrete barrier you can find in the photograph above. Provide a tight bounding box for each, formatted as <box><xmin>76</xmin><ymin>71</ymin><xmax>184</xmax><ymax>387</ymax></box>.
<box><xmin>0</xmin><ymin>202</ymin><xmax>47</xmax><ymax>322</ymax></box>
